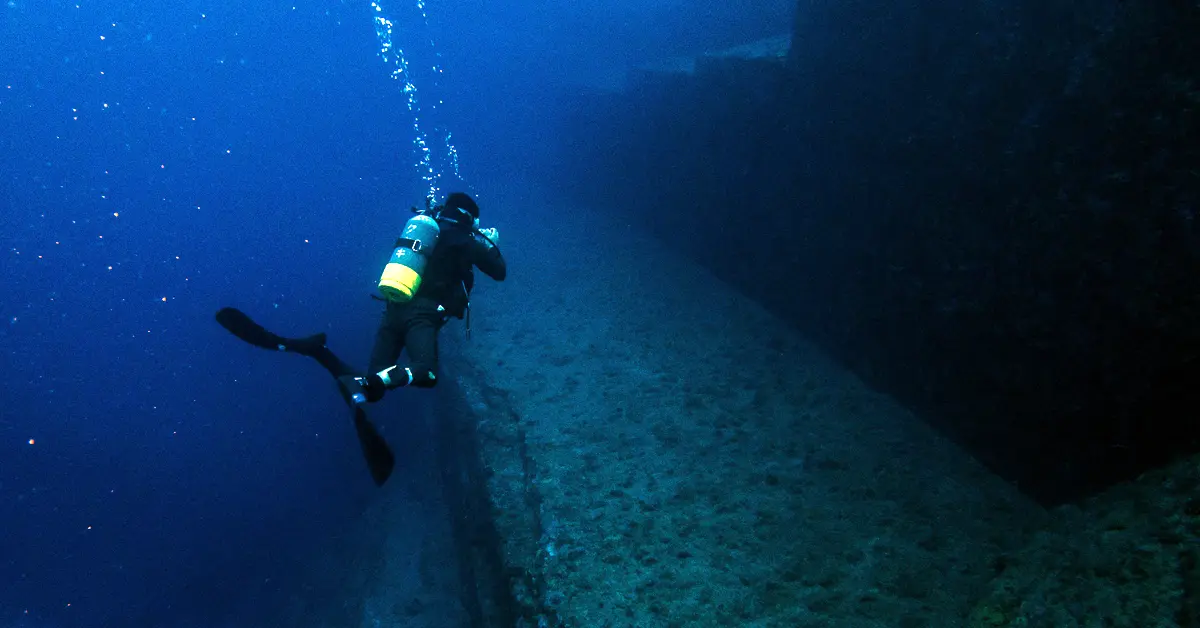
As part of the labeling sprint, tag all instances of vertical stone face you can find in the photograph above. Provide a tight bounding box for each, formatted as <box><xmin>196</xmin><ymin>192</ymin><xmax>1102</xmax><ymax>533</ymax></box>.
<box><xmin>440</xmin><ymin>204</ymin><xmax>1041</xmax><ymax>626</ymax></box>
<box><xmin>553</xmin><ymin>0</ymin><xmax>1200</xmax><ymax>504</ymax></box>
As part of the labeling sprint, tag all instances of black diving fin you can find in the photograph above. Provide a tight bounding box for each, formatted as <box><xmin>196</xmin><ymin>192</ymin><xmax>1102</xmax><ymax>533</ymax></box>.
<box><xmin>216</xmin><ymin>307</ymin><xmax>326</xmax><ymax>354</ymax></box>
<box><xmin>214</xmin><ymin>307</ymin><xmax>395</xmax><ymax>486</ymax></box>
<box><xmin>354</xmin><ymin>406</ymin><xmax>395</xmax><ymax>486</ymax></box>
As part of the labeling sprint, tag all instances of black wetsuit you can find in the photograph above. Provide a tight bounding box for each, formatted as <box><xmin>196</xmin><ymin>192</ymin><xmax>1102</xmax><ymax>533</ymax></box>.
<box><xmin>367</xmin><ymin>223</ymin><xmax>506</xmax><ymax>385</ymax></box>
<box><xmin>211</xmin><ymin>218</ymin><xmax>503</xmax><ymax>485</ymax></box>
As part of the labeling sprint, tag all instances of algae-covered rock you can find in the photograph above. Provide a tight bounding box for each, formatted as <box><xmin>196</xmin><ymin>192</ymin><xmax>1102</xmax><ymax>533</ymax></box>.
<box><xmin>970</xmin><ymin>456</ymin><xmax>1200</xmax><ymax>627</ymax></box>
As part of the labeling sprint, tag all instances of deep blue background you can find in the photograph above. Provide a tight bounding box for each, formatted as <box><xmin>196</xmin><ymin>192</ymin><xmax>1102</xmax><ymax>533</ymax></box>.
<box><xmin>0</xmin><ymin>0</ymin><xmax>792</xmax><ymax>625</ymax></box>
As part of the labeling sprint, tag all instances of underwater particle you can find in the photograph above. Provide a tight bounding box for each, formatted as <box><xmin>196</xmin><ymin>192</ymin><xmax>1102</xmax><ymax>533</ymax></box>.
<box><xmin>28</xmin><ymin>438</ymin><xmax>34</xmax><ymax>445</ymax></box>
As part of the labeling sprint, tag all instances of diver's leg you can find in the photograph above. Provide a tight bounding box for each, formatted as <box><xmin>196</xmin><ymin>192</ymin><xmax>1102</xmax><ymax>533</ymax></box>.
<box><xmin>367</xmin><ymin>310</ymin><xmax>405</xmax><ymax>374</ymax></box>
<box><xmin>370</xmin><ymin>306</ymin><xmax>441</xmax><ymax>390</ymax></box>
<box><xmin>339</xmin><ymin>306</ymin><xmax>408</xmax><ymax>403</ymax></box>
<box><xmin>399</xmin><ymin>312</ymin><xmax>441</xmax><ymax>388</ymax></box>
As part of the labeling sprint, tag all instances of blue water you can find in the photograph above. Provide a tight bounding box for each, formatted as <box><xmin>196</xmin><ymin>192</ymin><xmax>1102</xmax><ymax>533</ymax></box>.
<box><xmin>1</xmin><ymin>0</ymin><xmax>792</xmax><ymax>626</ymax></box>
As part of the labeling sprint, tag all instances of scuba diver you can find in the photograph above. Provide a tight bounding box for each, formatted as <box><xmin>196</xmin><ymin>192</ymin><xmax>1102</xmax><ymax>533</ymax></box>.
<box><xmin>215</xmin><ymin>192</ymin><xmax>506</xmax><ymax>486</ymax></box>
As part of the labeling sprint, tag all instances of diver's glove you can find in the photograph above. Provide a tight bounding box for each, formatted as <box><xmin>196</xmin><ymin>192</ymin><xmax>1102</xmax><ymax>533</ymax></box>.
<box><xmin>477</xmin><ymin>227</ymin><xmax>500</xmax><ymax>249</ymax></box>
<box><xmin>337</xmin><ymin>374</ymin><xmax>387</xmax><ymax>405</ymax></box>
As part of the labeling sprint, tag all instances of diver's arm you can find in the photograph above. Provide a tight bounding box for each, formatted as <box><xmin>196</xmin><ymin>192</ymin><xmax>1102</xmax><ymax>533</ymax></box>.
<box><xmin>472</xmin><ymin>229</ymin><xmax>506</xmax><ymax>281</ymax></box>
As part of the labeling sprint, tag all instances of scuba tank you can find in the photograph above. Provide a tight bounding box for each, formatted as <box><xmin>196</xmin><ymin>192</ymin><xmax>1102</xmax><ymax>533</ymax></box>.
<box><xmin>377</xmin><ymin>213</ymin><xmax>441</xmax><ymax>302</ymax></box>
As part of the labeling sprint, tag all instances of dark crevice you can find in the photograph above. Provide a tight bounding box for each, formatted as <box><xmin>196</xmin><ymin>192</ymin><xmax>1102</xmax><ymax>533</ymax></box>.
<box><xmin>434</xmin><ymin>376</ymin><xmax>523</xmax><ymax>628</ymax></box>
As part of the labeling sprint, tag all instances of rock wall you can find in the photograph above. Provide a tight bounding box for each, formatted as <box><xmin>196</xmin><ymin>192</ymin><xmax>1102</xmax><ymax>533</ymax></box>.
<box><xmin>551</xmin><ymin>0</ymin><xmax>1200</xmax><ymax>505</ymax></box>
<box><xmin>437</xmin><ymin>202</ymin><xmax>1042</xmax><ymax>626</ymax></box>
<box><xmin>968</xmin><ymin>452</ymin><xmax>1200</xmax><ymax>627</ymax></box>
